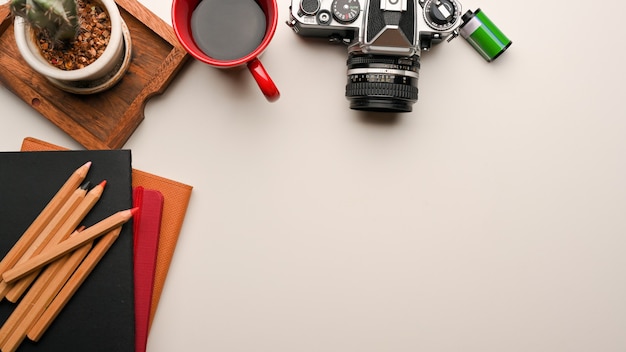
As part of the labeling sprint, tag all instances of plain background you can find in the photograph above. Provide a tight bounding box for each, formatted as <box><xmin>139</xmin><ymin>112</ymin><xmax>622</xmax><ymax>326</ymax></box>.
<box><xmin>2</xmin><ymin>0</ymin><xmax>626</xmax><ymax>351</ymax></box>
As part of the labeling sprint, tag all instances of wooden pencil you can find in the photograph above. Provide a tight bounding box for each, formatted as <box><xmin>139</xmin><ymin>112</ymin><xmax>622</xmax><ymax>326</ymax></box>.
<box><xmin>0</xmin><ymin>161</ymin><xmax>91</xmax><ymax>277</ymax></box>
<box><xmin>0</xmin><ymin>241</ymin><xmax>92</xmax><ymax>352</ymax></box>
<box><xmin>28</xmin><ymin>227</ymin><xmax>122</xmax><ymax>342</ymax></box>
<box><xmin>5</xmin><ymin>180</ymin><xmax>106</xmax><ymax>302</ymax></box>
<box><xmin>0</xmin><ymin>228</ymin><xmax>84</xmax><ymax>347</ymax></box>
<box><xmin>2</xmin><ymin>181</ymin><xmax>91</xmax><ymax>302</ymax></box>
<box><xmin>2</xmin><ymin>208</ymin><xmax>137</xmax><ymax>284</ymax></box>
<box><xmin>0</xmin><ymin>180</ymin><xmax>90</xmax><ymax>301</ymax></box>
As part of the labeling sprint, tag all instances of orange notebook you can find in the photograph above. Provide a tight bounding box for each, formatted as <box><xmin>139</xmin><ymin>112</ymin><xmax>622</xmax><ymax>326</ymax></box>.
<box><xmin>20</xmin><ymin>137</ymin><xmax>193</xmax><ymax>328</ymax></box>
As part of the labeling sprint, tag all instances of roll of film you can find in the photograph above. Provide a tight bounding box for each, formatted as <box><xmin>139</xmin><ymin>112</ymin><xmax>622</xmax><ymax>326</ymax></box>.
<box><xmin>459</xmin><ymin>9</ymin><xmax>512</xmax><ymax>62</ymax></box>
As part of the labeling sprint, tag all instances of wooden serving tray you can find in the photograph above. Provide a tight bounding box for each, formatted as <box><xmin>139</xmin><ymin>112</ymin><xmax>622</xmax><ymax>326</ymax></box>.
<box><xmin>0</xmin><ymin>0</ymin><xmax>189</xmax><ymax>149</ymax></box>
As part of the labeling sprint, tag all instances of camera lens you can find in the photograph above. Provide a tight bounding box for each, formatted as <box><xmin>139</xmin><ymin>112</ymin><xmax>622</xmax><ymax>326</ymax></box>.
<box><xmin>345</xmin><ymin>53</ymin><xmax>420</xmax><ymax>113</ymax></box>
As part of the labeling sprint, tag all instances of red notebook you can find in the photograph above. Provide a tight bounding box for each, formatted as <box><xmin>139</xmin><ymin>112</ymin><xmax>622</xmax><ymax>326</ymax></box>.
<box><xmin>133</xmin><ymin>187</ymin><xmax>164</xmax><ymax>352</ymax></box>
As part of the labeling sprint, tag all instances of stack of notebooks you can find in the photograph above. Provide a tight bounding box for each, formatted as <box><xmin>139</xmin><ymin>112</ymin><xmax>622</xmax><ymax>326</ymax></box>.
<box><xmin>0</xmin><ymin>137</ymin><xmax>193</xmax><ymax>352</ymax></box>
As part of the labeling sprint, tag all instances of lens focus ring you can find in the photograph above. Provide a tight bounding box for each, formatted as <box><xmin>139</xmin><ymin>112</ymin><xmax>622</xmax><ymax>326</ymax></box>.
<box><xmin>346</xmin><ymin>82</ymin><xmax>418</xmax><ymax>100</ymax></box>
<box><xmin>345</xmin><ymin>54</ymin><xmax>420</xmax><ymax>113</ymax></box>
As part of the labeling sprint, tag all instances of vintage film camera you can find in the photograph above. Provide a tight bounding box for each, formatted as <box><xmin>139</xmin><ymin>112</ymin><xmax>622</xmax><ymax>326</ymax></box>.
<box><xmin>287</xmin><ymin>0</ymin><xmax>511</xmax><ymax>113</ymax></box>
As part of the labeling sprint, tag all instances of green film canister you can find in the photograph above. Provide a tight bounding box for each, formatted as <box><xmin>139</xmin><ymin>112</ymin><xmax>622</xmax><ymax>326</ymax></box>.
<box><xmin>459</xmin><ymin>9</ymin><xmax>512</xmax><ymax>62</ymax></box>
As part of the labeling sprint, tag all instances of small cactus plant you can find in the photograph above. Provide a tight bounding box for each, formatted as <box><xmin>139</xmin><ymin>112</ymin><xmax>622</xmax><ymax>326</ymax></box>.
<box><xmin>10</xmin><ymin>0</ymin><xmax>79</xmax><ymax>44</ymax></box>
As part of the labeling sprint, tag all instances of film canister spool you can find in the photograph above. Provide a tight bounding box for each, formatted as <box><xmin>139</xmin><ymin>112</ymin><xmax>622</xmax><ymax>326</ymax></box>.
<box><xmin>459</xmin><ymin>9</ymin><xmax>512</xmax><ymax>62</ymax></box>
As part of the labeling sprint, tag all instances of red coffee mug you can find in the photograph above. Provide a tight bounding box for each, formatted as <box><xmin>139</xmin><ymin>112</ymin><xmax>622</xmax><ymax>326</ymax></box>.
<box><xmin>171</xmin><ymin>0</ymin><xmax>280</xmax><ymax>102</ymax></box>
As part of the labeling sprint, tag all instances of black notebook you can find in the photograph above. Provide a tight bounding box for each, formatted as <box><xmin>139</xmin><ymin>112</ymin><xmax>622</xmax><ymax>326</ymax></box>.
<box><xmin>0</xmin><ymin>150</ymin><xmax>134</xmax><ymax>352</ymax></box>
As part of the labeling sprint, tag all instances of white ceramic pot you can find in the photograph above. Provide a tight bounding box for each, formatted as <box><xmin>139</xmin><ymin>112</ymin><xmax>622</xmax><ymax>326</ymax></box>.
<box><xmin>13</xmin><ymin>0</ymin><xmax>132</xmax><ymax>94</ymax></box>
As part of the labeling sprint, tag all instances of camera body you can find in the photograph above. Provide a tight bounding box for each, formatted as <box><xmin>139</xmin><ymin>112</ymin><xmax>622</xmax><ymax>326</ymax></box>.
<box><xmin>287</xmin><ymin>0</ymin><xmax>464</xmax><ymax>112</ymax></box>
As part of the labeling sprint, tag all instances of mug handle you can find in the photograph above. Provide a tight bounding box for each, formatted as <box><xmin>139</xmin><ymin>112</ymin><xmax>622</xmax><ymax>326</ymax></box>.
<box><xmin>247</xmin><ymin>58</ymin><xmax>280</xmax><ymax>102</ymax></box>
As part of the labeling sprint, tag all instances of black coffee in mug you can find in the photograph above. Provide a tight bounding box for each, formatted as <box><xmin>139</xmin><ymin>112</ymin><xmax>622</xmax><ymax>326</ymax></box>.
<box><xmin>190</xmin><ymin>0</ymin><xmax>267</xmax><ymax>61</ymax></box>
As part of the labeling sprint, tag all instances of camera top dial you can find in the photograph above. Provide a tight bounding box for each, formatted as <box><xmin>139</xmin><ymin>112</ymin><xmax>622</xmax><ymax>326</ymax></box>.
<box><xmin>299</xmin><ymin>0</ymin><xmax>321</xmax><ymax>16</ymax></box>
<box><xmin>332</xmin><ymin>0</ymin><xmax>361</xmax><ymax>24</ymax></box>
<box><xmin>422</xmin><ymin>0</ymin><xmax>461</xmax><ymax>30</ymax></box>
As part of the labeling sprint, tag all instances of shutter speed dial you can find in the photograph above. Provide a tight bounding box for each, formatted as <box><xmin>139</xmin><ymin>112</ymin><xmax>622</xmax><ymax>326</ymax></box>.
<box><xmin>332</xmin><ymin>0</ymin><xmax>361</xmax><ymax>24</ymax></box>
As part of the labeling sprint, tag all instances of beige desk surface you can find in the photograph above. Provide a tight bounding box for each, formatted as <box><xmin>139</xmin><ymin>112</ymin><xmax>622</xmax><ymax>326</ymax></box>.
<box><xmin>2</xmin><ymin>0</ymin><xmax>626</xmax><ymax>351</ymax></box>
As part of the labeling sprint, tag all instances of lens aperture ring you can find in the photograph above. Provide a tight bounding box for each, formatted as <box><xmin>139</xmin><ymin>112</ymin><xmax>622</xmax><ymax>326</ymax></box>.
<box><xmin>347</xmin><ymin>55</ymin><xmax>420</xmax><ymax>72</ymax></box>
<box><xmin>347</xmin><ymin>67</ymin><xmax>419</xmax><ymax>79</ymax></box>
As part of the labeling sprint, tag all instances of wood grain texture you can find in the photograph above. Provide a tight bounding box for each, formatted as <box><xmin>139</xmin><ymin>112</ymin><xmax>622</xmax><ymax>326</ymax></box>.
<box><xmin>0</xmin><ymin>0</ymin><xmax>189</xmax><ymax>149</ymax></box>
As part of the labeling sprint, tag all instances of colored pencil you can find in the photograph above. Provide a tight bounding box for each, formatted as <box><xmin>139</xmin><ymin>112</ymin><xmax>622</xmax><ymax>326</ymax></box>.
<box><xmin>0</xmin><ymin>180</ymin><xmax>89</xmax><ymax>301</ymax></box>
<box><xmin>5</xmin><ymin>181</ymin><xmax>105</xmax><ymax>302</ymax></box>
<box><xmin>2</xmin><ymin>208</ymin><xmax>137</xmax><ymax>284</ymax></box>
<box><xmin>0</xmin><ymin>161</ymin><xmax>91</xmax><ymax>277</ymax></box>
<box><xmin>1</xmin><ymin>241</ymin><xmax>92</xmax><ymax>352</ymax></box>
<box><xmin>28</xmin><ymin>226</ymin><xmax>122</xmax><ymax>342</ymax></box>
<box><xmin>0</xmin><ymin>228</ymin><xmax>84</xmax><ymax>347</ymax></box>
